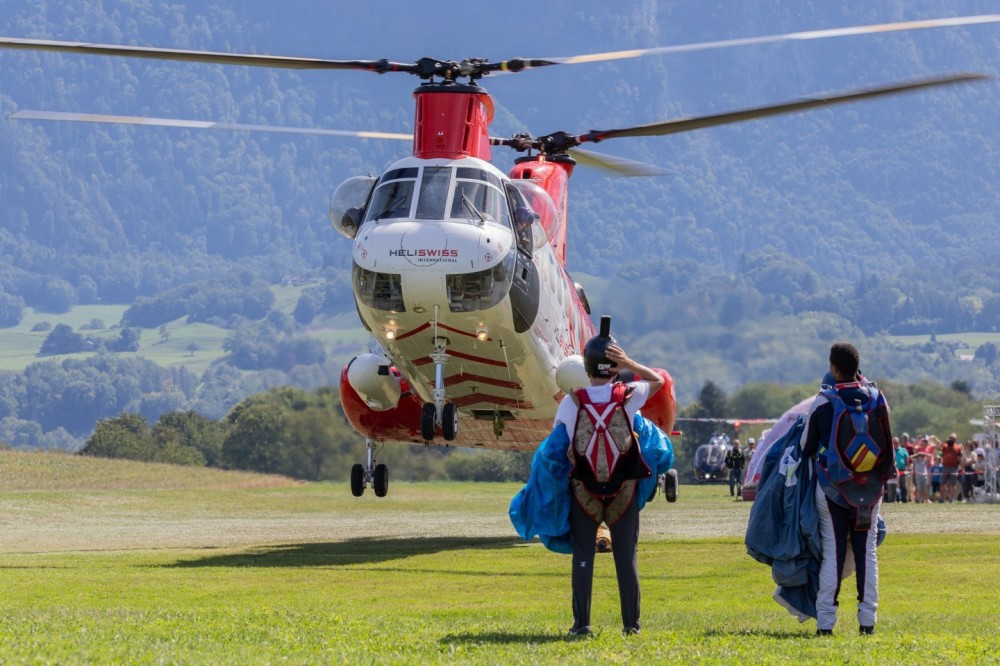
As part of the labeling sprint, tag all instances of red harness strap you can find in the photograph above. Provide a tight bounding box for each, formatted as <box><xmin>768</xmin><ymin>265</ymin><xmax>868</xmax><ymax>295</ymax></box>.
<box><xmin>573</xmin><ymin>383</ymin><xmax>631</xmax><ymax>482</ymax></box>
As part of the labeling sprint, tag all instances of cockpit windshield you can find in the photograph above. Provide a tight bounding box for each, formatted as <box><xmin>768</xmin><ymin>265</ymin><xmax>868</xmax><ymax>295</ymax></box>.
<box><xmin>365</xmin><ymin>167</ymin><xmax>417</xmax><ymax>222</ymax></box>
<box><xmin>365</xmin><ymin>165</ymin><xmax>512</xmax><ymax>229</ymax></box>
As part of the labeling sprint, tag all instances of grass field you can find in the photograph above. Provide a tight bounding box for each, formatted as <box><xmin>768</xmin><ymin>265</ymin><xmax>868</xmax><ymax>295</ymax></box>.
<box><xmin>886</xmin><ymin>331</ymin><xmax>1000</xmax><ymax>355</ymax></box>
<box><xmin>0</xmin><ymin>286</ymin><xmax>369</xmax><ymax>374</ymax></box>
<box><xmin>1</xmin><ymin>450</ymin><xmax>998</xmax><ymax>664</ymax></box>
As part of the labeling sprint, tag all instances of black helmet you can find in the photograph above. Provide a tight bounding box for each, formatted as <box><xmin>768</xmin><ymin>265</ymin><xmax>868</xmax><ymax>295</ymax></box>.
<box><xmin>584</xmin><ymin>316</ymin><xmax>617</xmax><ymax>378</ymax></box>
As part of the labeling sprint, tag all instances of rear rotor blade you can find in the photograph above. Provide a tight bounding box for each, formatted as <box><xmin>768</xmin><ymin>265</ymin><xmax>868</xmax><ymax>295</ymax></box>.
<box><xmin>578</xmin><ymin>74</ymin><xmax>991</xmax><ymax>145</ymax></box>
<box><xmin>523</xmin><ymin>15</ymin><xmax>1000</xmax><ymax>71</ymax></box>
<box><xmin>10</xmin><ymin>109</ymin><xmax>412</xmax><ymax>141</ymax></box>
<box><xmin>567</xmin><ymin>148</ymin><xmax>670</xmax><ymax>177</ymax></box>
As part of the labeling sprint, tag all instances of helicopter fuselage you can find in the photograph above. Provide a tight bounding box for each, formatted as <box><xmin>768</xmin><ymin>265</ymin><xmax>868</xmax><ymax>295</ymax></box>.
<box><xmin>344</xmin><ymin>154</ymin><xmax>593</xmax><ymax>448</ymax></box>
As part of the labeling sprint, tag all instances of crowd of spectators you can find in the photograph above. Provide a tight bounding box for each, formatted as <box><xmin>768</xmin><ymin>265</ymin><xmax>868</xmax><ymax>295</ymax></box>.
<box><xmin>887</xmin><ymin>432</ymin><xmax>996</xmax><ymax>504</ymax></box>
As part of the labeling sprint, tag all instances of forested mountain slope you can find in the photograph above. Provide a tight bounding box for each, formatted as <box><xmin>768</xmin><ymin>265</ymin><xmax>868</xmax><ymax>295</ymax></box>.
<box><xmin>0</xmin><ymin>1</ymin><xmax>999</xmax><ymax>439</ymax></box>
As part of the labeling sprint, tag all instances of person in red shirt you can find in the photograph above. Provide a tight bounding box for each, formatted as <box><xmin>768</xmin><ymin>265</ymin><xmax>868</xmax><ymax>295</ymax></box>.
<box><xmin>940</xmin><ymin>434</ymin><xmax>962</xmax><ymax>503</ymax></box>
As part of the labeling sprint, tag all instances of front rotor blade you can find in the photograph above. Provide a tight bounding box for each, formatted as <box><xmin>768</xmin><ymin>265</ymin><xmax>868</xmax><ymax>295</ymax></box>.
<box><xmin>526</xmin><ymin>15</ymin><xmax>1000</xmax><ymax>70</ymax></box>
<box><xmin>0</xmin><ymin>37</ymin><xmax>415</xmax><ymax>73</ymax></box>
<box><xmin>568</xmin><ymin>148</ymin><xmax>670</xmax><ymax>177</ymax></box>
<box><xmin>578</xmin><ymin>74</ymin><xmax>991</xmax><ymax>144</ymax></box>
<box><xmin>10</xmin><ymin>110</ymin><xmax>413</xmax><ymax>141</ymax></box>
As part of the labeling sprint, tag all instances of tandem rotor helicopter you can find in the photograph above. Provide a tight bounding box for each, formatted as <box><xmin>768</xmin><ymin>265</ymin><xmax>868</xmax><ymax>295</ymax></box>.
<box><xmin>2</xmin><ymin>15</ymin><xmax>998</xmax><ymax>498</ymax></box>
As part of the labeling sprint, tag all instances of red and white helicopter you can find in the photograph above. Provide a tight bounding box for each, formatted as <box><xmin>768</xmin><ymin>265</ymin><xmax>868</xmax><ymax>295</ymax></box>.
<box><xmin>2</xmin><ymin>15</ymin><xmax>997</xmax><ymax>497</ymax></box>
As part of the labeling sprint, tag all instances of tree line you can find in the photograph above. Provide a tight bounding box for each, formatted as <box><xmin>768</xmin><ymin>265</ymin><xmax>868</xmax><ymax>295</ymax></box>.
<box><xmin>78</xmin><ymin>386</ymin><xmax>531</xmax><ymax>483</ymax></box>
<box><xmin>67</xmin><ymin>378</ymin><xmax>984</xmax><ymax>485</ymax></box>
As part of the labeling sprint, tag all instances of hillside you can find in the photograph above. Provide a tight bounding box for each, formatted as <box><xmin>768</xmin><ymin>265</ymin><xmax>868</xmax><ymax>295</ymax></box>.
<box><xmin>2</xmin><ymin>2</ymin><xmax>997</xmax><ymax>281</ymax></box>
<box><xmin>1</xmin><ymin>1</ymin><xmax>1000</xmax><ymax>436</ymax></box>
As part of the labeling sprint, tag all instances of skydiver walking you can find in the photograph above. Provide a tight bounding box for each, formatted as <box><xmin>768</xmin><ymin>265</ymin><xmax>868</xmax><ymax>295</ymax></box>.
<box><xmin>801</xmin><ymin>342</ymin><xmax>894</xmax><ymax>636</ymax></box>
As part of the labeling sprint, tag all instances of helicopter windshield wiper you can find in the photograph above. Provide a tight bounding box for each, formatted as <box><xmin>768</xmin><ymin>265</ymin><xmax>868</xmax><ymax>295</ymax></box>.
<box><xmin>375</xmin><ymin>199</ymin><xmax>409</xmax><ymax>220</ymax></box>
<box><xmin>461</xmin><ymin>193</ymin><xmax>487</xmax><ymax>225</ymax></box>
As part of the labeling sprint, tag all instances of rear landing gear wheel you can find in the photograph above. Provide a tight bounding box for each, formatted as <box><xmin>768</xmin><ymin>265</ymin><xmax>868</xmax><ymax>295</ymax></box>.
<box><xmin>441</xmin><ymin>402</ymin><xmax>458</xmax><ymax>441</ymax></box>
<box><xmin>421</xmin><ymin>402</ymin><xmax>436</xmax><ymax>441</ymax></box>
<box><xmin>350</xmin><ymin>463</ymin><xmax>365</xmax><ymax>497</ymax></box>
<box><xmin>373</xmin><ymin>463</ymin><xmax>389</xmax><ymax>497</ymax></box>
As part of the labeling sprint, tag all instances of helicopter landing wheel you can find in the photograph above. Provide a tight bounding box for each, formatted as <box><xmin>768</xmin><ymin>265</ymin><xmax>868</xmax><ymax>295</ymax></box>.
<box><xmin>646</xmin><ymin>477</ymin><xmax>659</xmax><ymax>503</ymax></box>
<box><xmin>441</xmin><ymin>402</ymin><xmax>458</xmax><ymax>441</ymax></box>
<box><xmin>420</xmin><ymin>402</ymin><xmax>436</xmax><ymax>441</ymax></box>
<box><xmin>350</xmin><ymin>463</ymin><xmax>365</xmax><ymax>497</ymax></box>
<box><xmin>373</xmin><ymin>463</ymin><xmax>389</xmax><ymax>497</ymax></box>
<box><xmin>663</xmin><ymin>469</ymin><xmax>678</xmax><ymax>503</ymax></box>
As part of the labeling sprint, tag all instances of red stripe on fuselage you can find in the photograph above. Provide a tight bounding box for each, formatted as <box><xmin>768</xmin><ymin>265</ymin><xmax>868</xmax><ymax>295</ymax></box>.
<box><xmin>413</xmin><ymin>349</ymin><xmax>508</xmax><ymax>368</ymax></box>
<box><xmin>396</xmin><ymin>321</ymin><xmax>490</xmax><ymax>342</ymax></box>
<box><xmin>394</xmin><ymin>321</ymin><xmax>432</xmax><ymax>341</ymax></box>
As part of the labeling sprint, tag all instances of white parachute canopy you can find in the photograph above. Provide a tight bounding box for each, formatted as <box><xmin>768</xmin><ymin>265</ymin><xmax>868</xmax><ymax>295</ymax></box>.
<box><xmin>744</xmin><ymin>396</ymin><xmax>815</xmax><ymax>487</ymax></box>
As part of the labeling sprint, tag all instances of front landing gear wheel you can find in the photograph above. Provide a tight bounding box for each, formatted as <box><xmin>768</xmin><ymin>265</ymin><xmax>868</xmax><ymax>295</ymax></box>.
<box><xmin>350</xmin><ymin>463</ymin><xmax>365</xmax><ymax>497</ymax></box>
<box><xmin>421</xmin><ymin>402</ymin><xmax>436</xmax><ymax>441</ymax></box>
<box><xmin>373</xmin><ymin>463</ymin><xmax>389</xmax><ymax>497</ymax></box>
<box><xmin>663</xmin><ymin>469</ymin><xmax>678</xmax><ymax>503</ymax></box>
<box><xmin>441</xmin><ymin>402</ymin><xmax>458</xmax><ymax>441</ymax></box>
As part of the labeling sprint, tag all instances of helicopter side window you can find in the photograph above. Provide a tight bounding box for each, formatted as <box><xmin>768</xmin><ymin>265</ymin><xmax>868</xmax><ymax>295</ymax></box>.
<box><xmin>505</xmin><ymin>184</ymin><xmax>535</xmax><ymax>255</ymax></box>
<box><xmin>416</xmin><ymin>166</ymin><xmax>452</xmax><ymax>220</ymax></box>
<box><xmin>366</xmin><ymin>178</ymin><xmax>415</xmax><ymax>222</ymax></box>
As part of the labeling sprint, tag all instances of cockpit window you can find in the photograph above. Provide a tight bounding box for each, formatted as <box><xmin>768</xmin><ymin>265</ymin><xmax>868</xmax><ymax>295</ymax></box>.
<box><xmin>383</xmin><ymin>167</ymin><xmax>418</xmax><ymax>181</ymax></box>
<box><xmin>456</xmin><ymin>167</ymin><xmax>502</xmax><ymax>189</ymax></box>
<box><xmin>365</xmin><ymin>178</ymin><xmax>415</xmax><ymax>221</ymax></box>
<box><xmin>367</xmin><ymin>165</ymin><xmax>513</xmax><ymax>229</ymax></box>
<box><xmin>416</xmin><ymin>167</ymin><xmax>452</xmax><ymax>219</ymax></box>
<box><xmin>452</xmin><ymin>170</ymin><xmax>511</xmax><ymax>229</ymax></box>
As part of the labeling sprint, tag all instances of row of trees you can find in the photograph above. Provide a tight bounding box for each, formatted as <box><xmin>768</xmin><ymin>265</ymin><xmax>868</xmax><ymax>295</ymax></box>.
<box><xmin>39</xmin><ymin>323</ymin><xmax>140</xmax><ymax>355</ymax></box>
<box><xmin>71</xmin><ymin>377</ymin><xmax>985</xmax><ymax>485</ymax></box>
<box><xmin>607</xmin><ymin>250</ymin><xmax>1000</xmax><ymax>340</ymax></box>
<box><xmin>121</xmin><ymin>277</ymin><xmax>276</xmax><ymax>329</ymax></box>
<box><xmin>0</xmin><ymin>345</ymin><xmax>341</xmax><ymax>443</ymax></box>
<box><xmin>80</xmin><ymin>386</ymin><xmax>532</xmax><ymax>483</ymax></box>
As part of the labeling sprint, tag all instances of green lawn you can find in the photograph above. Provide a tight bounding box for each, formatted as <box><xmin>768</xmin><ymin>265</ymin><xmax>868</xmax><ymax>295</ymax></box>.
<box><xmin>0</xmin><ymin>451</ymin><xmax>997</xmax><ymax>664</ymax></box>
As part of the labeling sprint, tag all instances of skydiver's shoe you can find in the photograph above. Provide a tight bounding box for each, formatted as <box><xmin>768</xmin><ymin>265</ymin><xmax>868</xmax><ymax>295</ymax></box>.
<box><xmin>663</xmin><ymin>469</ymin><xmax>678</xmax><ymax>503</ymax></box>
<box><xmin>568</xmin><ymin>625</ymin><xmax>592</xmax><ymax>637</ymax></box>
<box><xmin>816</xmin><ymin>628</ymin><xmax>833</xmax><ymax>636</ymax></box>
<box><xmin>623</xmin><ymin>626</ymin><xmax>640</xmax><ymax>636</ymax></box>
<box><xmin>859</xmin><ymin>625</ymin><xmax>874</xmax><ymax>636</ymax></box>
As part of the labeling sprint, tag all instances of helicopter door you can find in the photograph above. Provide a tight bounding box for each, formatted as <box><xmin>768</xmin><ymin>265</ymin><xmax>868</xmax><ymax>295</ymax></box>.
<box><xmin>504</xmin><ymin>184</ymin><xmax>540</xmax><ymax>333</ymax></box>
<box><xmin>505</xmin><ymin>183</ymin><xmax>537</xmax><ymax>257</ymax></box>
